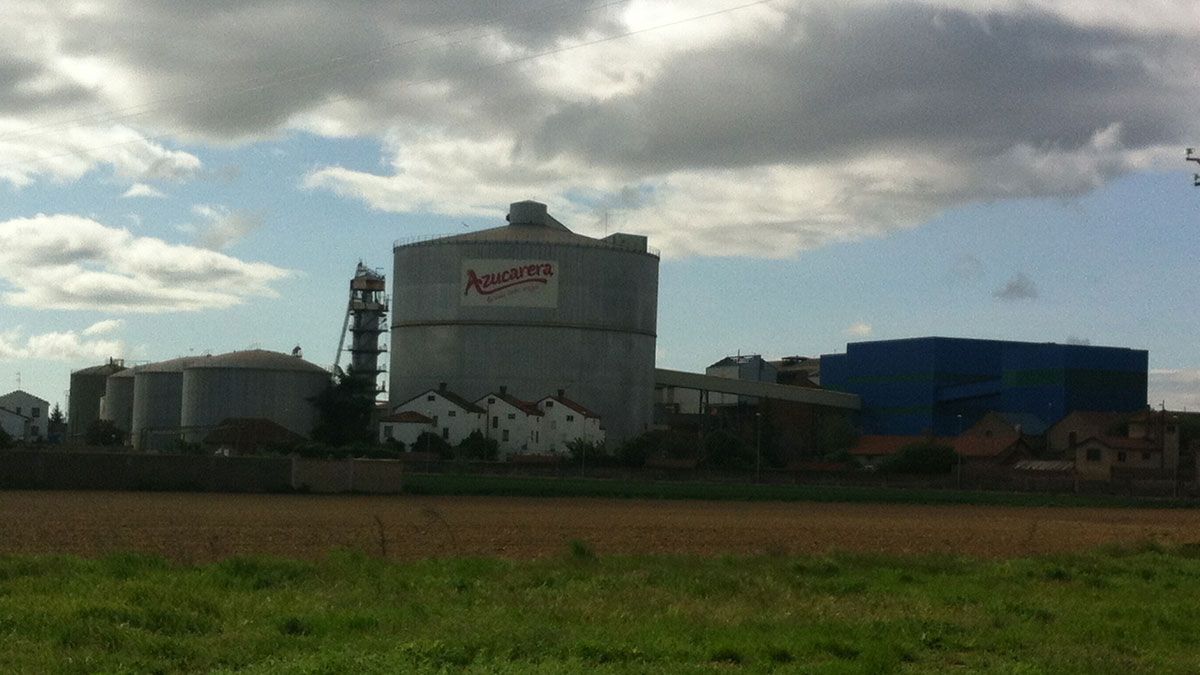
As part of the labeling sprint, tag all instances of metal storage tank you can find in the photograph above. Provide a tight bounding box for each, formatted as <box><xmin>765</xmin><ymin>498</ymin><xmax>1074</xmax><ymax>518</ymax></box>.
<box><xmin>69</xmin><ymin>359</ymin><xmax>126</xmax><ymax>441</ymax></box>
<box><xmin>130</xmin><ymin>356</ymin><xmax>198</xmax><ymax>451</ymax></box>
<box><xmin>390</xmin><ymin>200</ymin><xmax>659</xmax><ymax>443</ymax></box>
<box><xmin>180</xmin><ymin>349</ymin><xmax>331</xmax><ymax>444</ymax></box>
<box><xmin>102</xmin><ymin>367</ymin><xmax>137</xmax><ymax>440</ymax></box>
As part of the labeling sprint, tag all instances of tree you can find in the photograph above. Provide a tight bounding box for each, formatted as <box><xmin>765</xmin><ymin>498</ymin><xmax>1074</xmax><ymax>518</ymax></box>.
<box><xmin>703</xmin><ymin>429</ymin><xmax>752</xmax><ymax>469</ymax></box>
<box><xmin>0</xmin><ymin>426</ymin><xmax>11</xmax><ymax>450</ymax></box>
<box><xmin>880</xmin><ymin>442</ymin><xmax>957</xmax><ymax>474</ymax></box>
<box><xmin>815</xmin><ymin>413</ymin><xmax>859</xmax><ymax>456</ymax></box>
<box><xmin>411</xmin><ymin>431</ymin><xmax>453</xmax><ymax>458</ymax></box>
<box><xmin>457</xmin><ymin>430</ymin><xmax>499</xmax><ymax>461</ymax></box>
<box><xmin>310</xmin><ymin>370</ymin><xmax>376</xmax><ymax>447</ymax></box>
<box><xmin>85</xmin><ymin>419</ymin><xmax>125</xmax><ymax>447</ymax></box>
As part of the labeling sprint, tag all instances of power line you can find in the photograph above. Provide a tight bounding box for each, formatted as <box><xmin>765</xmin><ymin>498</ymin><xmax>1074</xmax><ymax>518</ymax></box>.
<box><xmin>0</xmin><ymin>0</ymin><xmax>775</xmax><ymax>175</ymax></box>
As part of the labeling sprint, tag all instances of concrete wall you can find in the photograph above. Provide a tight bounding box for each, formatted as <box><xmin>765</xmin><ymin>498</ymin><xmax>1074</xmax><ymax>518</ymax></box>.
<box><xmin>0</xmin><ymin>451</ymin><xmax>403</xmax><ymax>494</ymax></box>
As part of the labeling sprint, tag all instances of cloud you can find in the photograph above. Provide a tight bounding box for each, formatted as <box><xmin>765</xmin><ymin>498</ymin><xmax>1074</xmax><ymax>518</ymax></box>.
<box><xmin>1149</xmin><ymin>369</ymin><xmax>1200</xmax><ymax>412</ymax></box>
<box><xmin>993</xmin><ymin>273</ymin><xmax>1038</xmax><ymax>300</ymax></box>
<box><xmin>844</xmin><ymin>321</ymin><xmax>873</xmax><ymax>337</ymax></box>
<box><xmin>82</xmin><ymin>319</ymin><xmax>124</xmax><ymax>336</ymax></box>
<box><xmin>187</xmin><ymin>204</ymin><xmax>265</xmax><ymax>250</ymax></box>
<box><xmin>121</xmin><ymin>183</ymin><xmax>166</xmax><ymax>199</ymax></box>
<box><xmin>0</xmin><ymin>214</ymin><xmax>292</xmax><ymax>312</ymax></box>
<box><xmin>0</xmin><ymin>326</ymin><xmax>124</xmax><ymax>362</ymax></box>
<box><xmin>2</xmin><ymin>0</ymin><xmax>1198</xmax><ymax>255</ymax></box>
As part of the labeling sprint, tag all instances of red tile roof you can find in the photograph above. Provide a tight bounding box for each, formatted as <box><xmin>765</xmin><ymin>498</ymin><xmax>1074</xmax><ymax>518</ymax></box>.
<box><xmin>542</xmin><ymin>394</ymin><xmax>600</xmax><ymax>419</ymax></box>
<box><xmin>849</xmin><ymin>435</ymin><xmax>951</xmax><ymax>457</ymax></box>
<box><xmin>380</xmin><ymin>411</ymin><xmax>434</xmax><ymax>424</ymax></box>
<box><xmin>953</xmin><ymin>429</ymin><xmax>1023</xmax><ymax>458</ymax></box>
<box><xmin>483</xmin><ymin>392</ymin><xmax>543</xmax><ymax>417</ymax></box>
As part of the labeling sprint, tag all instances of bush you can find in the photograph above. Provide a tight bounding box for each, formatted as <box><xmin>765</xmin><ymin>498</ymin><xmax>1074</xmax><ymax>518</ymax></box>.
<box><xmin>412</xmin><ymin>431</ymin><xmax>453</xmax><ymax>459</ymax></box>
<box><xmin>702</xmin><ymin>429</ymin><xmax>752</xmax><ymax>469</ymax></box>
<box><xmin>84</xmin><ymin>419</ymin><xmax>125</xmax><ymax>447</ymax></box>
<box><xmin>0</xmin><ymin>426</ymin><xmax>11</xmax><ymax>449</ymax></box>
<box><xmin>565</xmin><ymin>438</ymin><xmax>610</xmax><ymax>464</ymax></box>
<box><xmin>617</xmin><ymin>430</ymin><xmax>698</xmax><ymax>467</ymax></box>
<box><xmin>880</xmin><ymin>442</ymin><xmax>957</xmax><ymax>474</ymax></box>
<box><xmin>457</xmin><ymin>431</ymin><xmax>498</xmax><ymax>461</ymax></box>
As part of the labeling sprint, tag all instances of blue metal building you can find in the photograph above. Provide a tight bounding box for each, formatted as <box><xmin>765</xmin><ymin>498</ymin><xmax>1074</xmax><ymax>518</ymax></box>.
<box><xmin>820</xmin><ymin>337</ymin><xmax>1147</xmax><ymax>435</ymax></box>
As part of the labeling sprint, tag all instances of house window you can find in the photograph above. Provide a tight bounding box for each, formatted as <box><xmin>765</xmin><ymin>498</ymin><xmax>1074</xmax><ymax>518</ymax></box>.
<box><xmin>442</xmin><ymin>427</ymin><xmax>449</xmax><ymax>440</ymax></box>
<box><xmin>31</xmin><ymin>407</ymin><xmax>40</xmax><ymax>418</ymax></box>
<box><xmin>1117</xmin><ymin>452</ymin><xmax>1127</xmax><ymax>463</ymax></box>
<box><xmin>502</xmin><ymin>429</ymin><xmax>509</xmax><ymax>442</ymax></box>
<box><xmin>384</xmin><ymin>425</ymin><xmax>394</xmax><ymax>439</ymax></box>
<box><xmin>1068</xmin><ymin>432</ymin><xmax>1077</xmax><ymax>448</ymax></box>
<box><xmin>433</xmin><ymin>415</ymin><xmax>439</xmax><ymax>426</ymax></box>
<box><xmin>1086</xmin><ymin>448</ymin><xmax>1101</xmax><ymax>461</ymax></box>
<box><xmin>507</xmin><ymin>413</ymin><xmax>515</xmax><ymax>420</ymax></box>
<box><xmin>492</xmin><ymin>416</ymin><xmax>499</xmax><ymax>429</ymax></box>
<box><xmin>566</xmin><ymin>415</ymin><xmax>575</xmax><ymax>422</ymax></box>
<box><xmin>427</xmin><ymin>395</ymin><xmax>436</xmax><ymax>402</ymax></box>
<box><xmin>1142</xmin><ymin>452</ymin><xmax>1152</xmax><ymax>461</ymax></box>
<box><xmin>448</xmin><ymin>410</ymin><xmax>456</xmax><ymax>417</ymax></box>
<box><xmin>488</xmin><ymin>397</ymin><xmax>496</xmax><ymax>404</ymax></box>
<box><xmin>545</xmin><ymin>401</ymin><xmax>553</xmax><ymax>408</ymax></box>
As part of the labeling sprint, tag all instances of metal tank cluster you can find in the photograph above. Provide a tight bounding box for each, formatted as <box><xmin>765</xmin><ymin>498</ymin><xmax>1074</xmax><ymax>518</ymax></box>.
<box><xmin>389</xmin><ymin>200</ymin><xmax>660</xmax><ymax>443</ymax></box>
<box><xmin>77</xmin><ymin>349</ymin><xmax>330</xmax><ymax>450</ymax></box>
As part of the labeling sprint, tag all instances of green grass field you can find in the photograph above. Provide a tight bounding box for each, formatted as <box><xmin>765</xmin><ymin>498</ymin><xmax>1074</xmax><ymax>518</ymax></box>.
<box><xmin>4</xmin><ymin>544</ymin><xmax>1200</xmax><ymax>673</ymax></box>
<box><xmin>402</xmin><ymin>472</ymin><xmax>1188</xmax><ymax>509</ymax></box>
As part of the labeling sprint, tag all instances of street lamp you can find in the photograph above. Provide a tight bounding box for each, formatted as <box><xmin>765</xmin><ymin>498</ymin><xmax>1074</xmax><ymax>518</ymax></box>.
<box><xmin>755</xmin><ymin>411</ymin><xmax>763</xmax><ymax>483</ymax></box>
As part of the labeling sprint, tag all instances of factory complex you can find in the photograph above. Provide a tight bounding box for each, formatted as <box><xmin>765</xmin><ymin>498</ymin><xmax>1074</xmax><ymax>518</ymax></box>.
<box><xmin>36</xmin><ymin>199</ymin><xmax>1172</xmax><ymax>483</ymax></box>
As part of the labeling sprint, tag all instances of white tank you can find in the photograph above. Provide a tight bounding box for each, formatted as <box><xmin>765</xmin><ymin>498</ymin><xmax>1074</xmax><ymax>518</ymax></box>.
<box><xmin>181</xmin><ymin>349</ymin><xmax>330</xmax><ymax>444</ymax></box>
<box><xmin>390</xmin><ymin>200</ymin><xmax>659</xmax><ymax>443</ymax></box>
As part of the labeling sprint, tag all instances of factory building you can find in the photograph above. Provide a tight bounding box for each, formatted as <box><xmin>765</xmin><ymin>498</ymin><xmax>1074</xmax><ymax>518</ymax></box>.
<box><xmin>69</xmin><ymin>359</ymin><xmax>125</xmax><ymax>441</ymax></box>
<box><xmin>820</xmin><ymin>337</ymin><xmax>1148</xmax><ymax>436</ymax></box>
<box><xmin>130</xmin><ymin>357</ymin><xmax>200</xmax><ymax>451</ymax></box>
<box><xmin>389</xmin><ymin>200</ymin><xmax>659</xmax><ymax>443</ymax></box>
<box><xmin>181</xmin><ymin>350</ymin><xmax>330</xmax><ymax>444</ymax></box>
<box><xmin>101</xmin><ymin>368</ymin><xmax>137</xmax><ymax>438</ymax></box>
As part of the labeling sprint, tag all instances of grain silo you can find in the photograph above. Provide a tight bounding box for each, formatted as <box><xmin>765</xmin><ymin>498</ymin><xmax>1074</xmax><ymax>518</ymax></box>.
<box><xmin>390</xmin><ymin>200</ymin><xmax>659</xmax><ymax>443</ymax></box>
<box><xmin>130</xmin><ymin>356</ymin><xmax>198</xmax><ymax>451</ymax></box>
<box><xmin>68</xmin><ymin>359</ymin><xmax>126</xmax><ymax>441</ymax></box>
<box><xmin>101</xmin><ymin>367</ymin><xmax>137</xmax><ymax>440</ymax></box>
<box><xmin>180</xmin><ymin>349</ymin><xmax>330</xmax><ymax>444</ymax></box>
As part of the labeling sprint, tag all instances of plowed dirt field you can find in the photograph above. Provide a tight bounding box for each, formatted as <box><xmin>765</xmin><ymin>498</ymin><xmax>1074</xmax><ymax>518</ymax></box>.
<box><xmin>2</xmin><ymin>491</ymin><xmax>1197</xmax><ymax>562</ymax></box>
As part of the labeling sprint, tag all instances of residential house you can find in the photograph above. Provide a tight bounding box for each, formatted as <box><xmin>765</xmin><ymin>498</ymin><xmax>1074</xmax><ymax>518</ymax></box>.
<box><xmin>1074</xmin><ymin>410</ymin><xmax>1181</xmax><ymax>480</ymax></box>
<box><xmin>951</xmin><ymin>412</ymin><xmax>1035</xmax><ymax>465</ymax></box>
<box><xmin>0</xmin><ymin>407</ymin><xmax>28</xmax><ymax>443</ymax></box>
<box><xmin>848</xmin><ymin>435</ymin><xmax>951</xmax><ymax>468</ymax></box>
<box><xmin>0</xmin><ymin>390</ymin><xmax>49</xmax><ymax>442</ymax></box>
<box><xmin>378</xmin><ymin>411</ymin><xmax>435</xmax><ymax>447</ymax></box>
<box><xmin>391</xmin><ymin>383</ymin><xmax>485</xmax><ymax>446</ymax></box>
<box><xmin>536</xmin><ymin>390</ymin><xmax>604</xmax><ymax>454</ymax></box>
<box><xmin>476</xmin><ymin>388</ymin><xmax>543</xmax><ymax>457</ymax></box>
<box><xmin>1045</xmin><ymin>411</ymin><xmax>1128</xmax><ymax>459</ymax></box>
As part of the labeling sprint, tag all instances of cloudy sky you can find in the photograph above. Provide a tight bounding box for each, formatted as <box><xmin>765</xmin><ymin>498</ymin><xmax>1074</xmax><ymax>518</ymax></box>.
<box><xmin>1</xmin><ymin>0</ymin><xmax>1198</xmax><ymax>411</ymax></box>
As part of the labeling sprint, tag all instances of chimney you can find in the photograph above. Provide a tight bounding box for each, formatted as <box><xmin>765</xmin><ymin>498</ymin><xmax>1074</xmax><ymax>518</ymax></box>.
<box><xmin>499</xmin><ymin>385</ymin><xmax>507</xmax><ymax>396</ymax></box>
<box><xmin>438</xmin><ymin>382</ymin><xmax>447</xmax><ymax>392</ymax></box>
<box><xmin>557</xmin><ymin>388</ymin><xmax>565</xmax><ymax>399</ymax></box>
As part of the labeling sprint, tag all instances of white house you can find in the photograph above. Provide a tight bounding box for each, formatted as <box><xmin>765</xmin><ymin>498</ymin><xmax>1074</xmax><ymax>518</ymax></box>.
<box><xmin>536</xmin><ymin>390</ymin><xmax>604</xmax><ymax>454</ymax></box>
<box><xmin>0</xmin><ymin>407</ymin><xmax>29</xmax><ymax>442</ymax></box>
<box><xmin>378</xmin><ymin>410</ymin><xmax>435</xmax><ymax>447</ymax></box>
<box><xmin>391</xmin><ymin>384</ymin><xmax>485</xmax><ymax>446</ymax></box>
<box><xmin>0</xmin><ymin>390</ymin><xmax>49</xmax><ymax>441</ymax></box>
<box><xmin>475</xmin><ymin>388</ymin><xmax>543</xmax><ymax>457</ymax></box>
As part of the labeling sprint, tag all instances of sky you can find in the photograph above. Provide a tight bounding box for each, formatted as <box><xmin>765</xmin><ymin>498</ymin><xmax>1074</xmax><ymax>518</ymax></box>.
<box><xmin>1</xmin><ymin>0</ymin><xmax>1198</xmax><ymax>413</ymax></box>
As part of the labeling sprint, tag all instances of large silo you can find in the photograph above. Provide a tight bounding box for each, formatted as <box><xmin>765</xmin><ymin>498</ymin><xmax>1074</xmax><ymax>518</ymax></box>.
<box><xmin>102</xmin><ymin>368</ymin><xmax>137</xmax><ymax>440</ymax></box>
<box><xmin>69</xmin><ymin>359</ymin><xmax>126</xmax><ymax>441</ymax></box>
<box><xmin>130</xmin><ymin>356</ymin><xmax>198</xmax><ymax>451</ymax></box>
<box><xmin>390</xmin><ymin>200</ymin><xmax>659</xmax><ymax>443</ymax></box>
<box><xmin>181</xmin><ymin>349</ymin><xmax>330</xmax><ymax>444</ymax></box>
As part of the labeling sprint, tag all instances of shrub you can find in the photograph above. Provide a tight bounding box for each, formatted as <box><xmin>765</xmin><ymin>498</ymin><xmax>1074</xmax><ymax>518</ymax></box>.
<box><xmin>703</xmin><ymin>429</ymin><xmax>752</xmax><ymax>469</ymax></box>
<box><xmin>617</xmin><ymin>430</ymin><xmax>697</xmax><ymax>467</ymax></box>
<box><xmin>84</xmin><ymin>419</ymin><xmax>125</xmax><ymax>447</ymax></box>
<box><xmin>565</xmin><ymin>438</ymin><xmax>610</xmax><ymax>464</ymax></box>
<box><xmin>880</xmin><ymin>442</ymin><xmax>957</xmax><ymax>474</ymax></box>
<box><xmin>412</xmin><ymin>431</ymin><xmax>453</xmax><ymax>459</ymax></box>
<box><xmin>457</xmin><ymin>431</ymin><xmax>498</xmax><ymax>461</ymax></box>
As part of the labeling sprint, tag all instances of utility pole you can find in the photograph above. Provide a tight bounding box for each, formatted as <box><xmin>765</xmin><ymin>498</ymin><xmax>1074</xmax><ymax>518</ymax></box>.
<box><xmin>755</xmin><ymin>411</ymin><xmax>763</xmax><ymax>483</ymax></box>
<box><xmin>1187</xmin><ymin>148</ymin><xmax>1200</xmax><ymax>186</ymax></box>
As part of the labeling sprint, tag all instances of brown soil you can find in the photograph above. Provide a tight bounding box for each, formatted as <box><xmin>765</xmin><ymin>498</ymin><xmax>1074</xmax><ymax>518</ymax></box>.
<box><xmin>2</xmin><ymin>491</ymin><xmax>1198</xmax><ymax>562</ymax></box>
